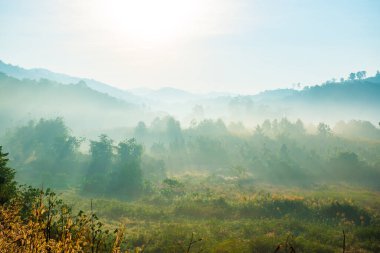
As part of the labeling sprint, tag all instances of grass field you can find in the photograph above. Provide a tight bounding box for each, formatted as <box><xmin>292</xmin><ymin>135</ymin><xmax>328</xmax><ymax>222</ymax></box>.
<box><xmin>59</xmin><ymin>177</ymin><xmax>380</xmax><ymax>253</ymax></box>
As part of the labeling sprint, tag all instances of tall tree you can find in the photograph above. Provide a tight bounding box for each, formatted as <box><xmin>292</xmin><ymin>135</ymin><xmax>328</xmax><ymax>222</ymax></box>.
<box><xmin>83</xmin><ymin>134</ymin><xmax>114</xmax><ymax>194</ymax></box>
<box><xmin>0</xmin><ymin>146</ymin><xmax>16</xmax><ymax>204</ymax></box>
<box><xmin>134</xmin><ymin>121</ymin><xmax>147</xmax><ymax>141</ymax></box>
<box><xmin>317</xmin><ymin>122</ymin><xmax>332</xmax><ymax>137</ymax></box>
<box><xmin>108</xmin><ymin>138</ymin><xmax>143</xmax><ymax>198</ymax></box>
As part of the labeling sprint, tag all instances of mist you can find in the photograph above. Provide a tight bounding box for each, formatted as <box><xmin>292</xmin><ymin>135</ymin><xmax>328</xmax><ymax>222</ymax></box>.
<box><xmin>1</xmin><ymin>0</ymin><xmax>380</xmax><ymax>250</ymax></box>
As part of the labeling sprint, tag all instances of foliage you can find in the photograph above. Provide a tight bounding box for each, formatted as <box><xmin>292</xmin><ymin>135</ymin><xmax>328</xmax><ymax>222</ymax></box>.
<box><xmin>109</xmin><ymin>138</ymin><xmax>143</xmax><ymax>198</ymax></box>
<box><xmin>160</xmin><ymin>178</ymin><xmax>185</xmax><ymax>199</ymax></box>
<box><xmin>83</xmin><ymin>134</ymin><xmax>114</xmax><ymax>194</ymax></box>
<box><xmin>1</xmin><ymin>115</ymin><xmax>380</xmax><ymax>251</ymax></box>
<box><xmin>3</xmin><ymin>116</ymin><xmax>380</xmax><ymax>193</ymax></box>
<box><xmin>0</xmin><ymin>186</ymin><xmax>151</xmax><ymax>253</ymax></box>
<box><xmin>60</xmin><ymin>179</ymin><xmax>380</xmax><ymax>252</ymax></box>
<box><xmin>3</xmin><ymin>118</ymin><xmax>81</xmax><ymax>188</ymax></box>
<box><xmin>83</xmin><ymin>136</ymin><xmax>145</xmax><ymax>199</ymax></box>
<box><xmin>0</xmin><ymin>146</ymin><xmax>16</xmax><ymax>204</ymax></box>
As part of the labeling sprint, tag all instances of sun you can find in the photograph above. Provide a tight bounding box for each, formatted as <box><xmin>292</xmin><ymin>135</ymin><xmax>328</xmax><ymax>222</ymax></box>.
<box><xmin>91</xmin><ymin>0</ymin><xmax>208</xmax><ymax>46</ymax></box>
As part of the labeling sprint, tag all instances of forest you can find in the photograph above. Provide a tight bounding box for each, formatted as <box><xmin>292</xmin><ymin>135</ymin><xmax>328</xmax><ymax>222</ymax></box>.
<box><xmin>1</xmin><ymin>115</ymin><xmax>380</xmax><ymax>252</ymax></box>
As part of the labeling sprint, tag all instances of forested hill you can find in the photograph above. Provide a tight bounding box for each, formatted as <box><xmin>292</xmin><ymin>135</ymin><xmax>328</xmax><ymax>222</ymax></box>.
<box><xmin>0</xmin><ymin>60</ymin><xmax>140</xmax><ymax>103</ymax></box>
<box><xmin>0</xmin><ymin>73</ymin><xmax>152</xmax><ymax>134</ymax></box>
<box><xmin>287</xmin><ymin>75</ymin><xmax>380</xmax><ymax>121</ymax></box>
<box><xmin>1</xmin><ymin>58</ymin><xmax>379</xmax><ymax>127</ymax></box>
<box><xmin>289</xmin><ymin>75</ymin><xmax>380</xmax><ymax>105</ymax></box>
<box><xmin>227</xmin><ymin>74</ymin><xmax>380</xmax><ymax>124</ymax></box>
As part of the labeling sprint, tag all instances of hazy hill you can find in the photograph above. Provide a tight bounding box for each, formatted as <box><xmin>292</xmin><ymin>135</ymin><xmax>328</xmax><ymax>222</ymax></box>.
<box><xmin>129</xmin><ymin>87</ymin><xmax>199</xmax><ymax>103</ymax></box>
<box><xmin>1</xmin><ymin>59</ymin><xmax>379</xmax><ymax>129</ymax></box>
<box><xmin>283</xmin><ymin>77</ymin><xmax>380</xmax><ymax>122</ymax></box>
<box><xmin>127</xmin><ymin>75</ymin><xmax>380</xmax><ymax>125</ymax></box>
<box><xmin>224</xmin><ymin>75</ymin><xmax>380</xmax><ymax>124</ymax></box>
<box><xmin>0</xmin><ymin>59</ymin><xmax>234</xmax><ymax>105</ymax></box>
<box><xmin>0</xmin><ymin>60</ymin><xmax>142</xmax><ymax>104</ymax></box>
<box><xmin>0</xmin><ymin>73</ymin><xmax>153</xmax><ymax>136</ymax></box>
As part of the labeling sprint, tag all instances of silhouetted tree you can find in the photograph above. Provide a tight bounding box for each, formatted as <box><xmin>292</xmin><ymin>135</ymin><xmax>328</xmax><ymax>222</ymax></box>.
<box><xmin>356</xmin><ymin>71</ymin><xmax>366</xmax><ymax>80</ymax></box>
<box><xmin>295</xmin><ymin>119</ymin><xmax>306</xmax><ymax>135</ymax></box>
<box><xmin>0</xmin><ymin>146</ymin><xmax>16</xmax><ymax>204</ymax></box>
<box><xmin>166</xmin><ymin>117</ymin><xmax>185</xmax><ymax>151</ymax></box>
<box><xmin>261</xmin><ymin>119</ymin><xmax>272</xmax><ymax>136</ymax></box>
<box><xmin>134</xmin><ymin>121</ymin><xmax>147</xmax><ymax>141</ymax></box>
<box><xmin>108</xmin><ymin>138</ymin><xmax>143</xmax><ymax>198</ymax></box>
<box><xmin>317</xmin><ymin>122</ymin><xmax>332</xmax><ymax>136</ymax></box>
<box><xmin>348</xmin><ymin>72</ymin><xmax>356</xmax><ymax>81</ymax></box>
<box><xmin>83</xmin><ymin>134</ymin><xmax>114</xmax><ymax>194</ymax></box>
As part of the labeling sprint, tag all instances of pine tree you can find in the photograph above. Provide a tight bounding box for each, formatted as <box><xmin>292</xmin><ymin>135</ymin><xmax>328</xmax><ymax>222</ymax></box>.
<box><xmin>0</xmin><ymin>146</ymin><xmax>16</xmax><ymax>204</ymax></box>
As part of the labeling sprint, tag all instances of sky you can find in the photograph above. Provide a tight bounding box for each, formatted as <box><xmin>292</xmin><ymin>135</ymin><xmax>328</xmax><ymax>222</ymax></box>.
<box><xmin>0</xmin><ymin>0</ymin><xmax>380</xmax><ymax>94</ymax></box>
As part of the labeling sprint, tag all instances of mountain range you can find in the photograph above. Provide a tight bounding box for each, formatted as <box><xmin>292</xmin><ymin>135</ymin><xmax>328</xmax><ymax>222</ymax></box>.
<box><xmin>0</xmin><ymin>60</ymin><xmax>229</xmax><ymax>105</ymax></box>
<box><xmin>1</xmin><ymin>59</ymin><xmax>379</xmax><ymax>133</ymax></box>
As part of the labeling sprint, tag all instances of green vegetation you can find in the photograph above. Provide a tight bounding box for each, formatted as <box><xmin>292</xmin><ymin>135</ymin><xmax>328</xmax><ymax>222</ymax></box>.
<box><xmin>0</xmin><ymin>146</ymin><xmax>16</xmax><ymax>204</ymax></box>
<box><xmin>3</xmin><ymin>117</ymin><xmax>380</xmax><ymax>191</ymax></box>
<box><xmin>2</xmin><ymin>70</ymin><xmax>380</xmax><ymax>136</ymax></box>
<box><xmin>1</xmin><ymin>115</ymin><xmax>380</xmax><ymax>252</ymax></box>
<box><xmin>45</xmin><ymin>179</ymin><xmax>380</xmax><ymax>252</ymax></box>
<box><xmin>2</xmin><ymin>152</ymin><xmax>380</xmax><ymax>252</ymax></box>
<box><xmin>1</xmin><ymin>8</ymin><xmax>380</xmax><ymax>251</ymax></box>
<box><xmin>0</xmin><ymin>73</ymin><xmax>144</xmax><ymax>135</ymax></box>
<box><xmin>1</xmin><ymin>66</ymin><xmax>380</xmax><ymax>252</ymax></box>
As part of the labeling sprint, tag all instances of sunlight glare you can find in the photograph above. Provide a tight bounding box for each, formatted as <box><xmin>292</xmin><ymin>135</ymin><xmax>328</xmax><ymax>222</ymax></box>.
<box><xmin>92</xmin><ymin>0</ymin><xmax>209</xmax><ymax>46</ymax></box>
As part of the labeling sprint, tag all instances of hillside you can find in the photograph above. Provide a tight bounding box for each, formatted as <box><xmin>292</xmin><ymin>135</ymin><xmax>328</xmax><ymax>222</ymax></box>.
<box><xmin>0</xmin><ymin>73</ymin><xmax>153</xmax><ymax>135</ymax></box>
<box><xmin>1</xmin><ymin>59</ymin><xmax>379</xmax><ymax>128</ymax></box>
<box><xmin>0</xmin><ymin>60</ymin><xmax>141</xmax><ymax>104</ymax></box>
<box><xmin>226</xmin><ymin>75</ymin><xmax>380</xmax><ymax>124</ymax></box>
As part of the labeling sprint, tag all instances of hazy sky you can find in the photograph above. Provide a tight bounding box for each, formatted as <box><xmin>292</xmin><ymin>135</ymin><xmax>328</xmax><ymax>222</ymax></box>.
<box><xmin>1</xmin><ymin>0</ymin><xmax>379</xmax><ymax>93</ymax></box>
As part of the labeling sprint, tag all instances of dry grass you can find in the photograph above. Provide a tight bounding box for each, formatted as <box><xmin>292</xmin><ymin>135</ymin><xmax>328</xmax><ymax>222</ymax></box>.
<box><xmin>0</xmin><ymin>191</ymin><xmax>142</xmax><ymax>253</ymax></box>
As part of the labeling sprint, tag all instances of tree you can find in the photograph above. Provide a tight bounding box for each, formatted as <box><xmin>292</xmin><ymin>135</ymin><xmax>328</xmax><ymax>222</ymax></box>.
<box><xmin>0</xmin><ymin>146</ymin><xmax>16</xmax><ymax>204</ymax></box>
<box><xmin>356</xmin><ymin>71</ymin><xmax>366</xmax><ymax>80</ymax></box>
<box><xmin>295</xmin><ymin>119</ymin><xmax>306</xmax><ymax>135</ymax></box>
<box><xmin>166</xmin><ymin>117</ymin><xmax>185</xmax><ymax>151</ymax></box>
<box><xmin>89</xmin><ymin>134</ymin><xmax>114</xmax><ymax>172</ymax></box>
<box><xmin>3</xmin><ymin>118</ymin><xmax>80</xmax><ymax>188</ymax></box>
<box><xmin>134</xmin><ymin>121</ymin><xmax>147</xmax><ymax>141</ymax></box>
<box><xmin>108</xmin><ymin>138</ymin><xmax>143</xmax><ymax>198</ymax></box>
<box><xmin>261</xmin><ymin>119</ymin><xmax>272</xmax><ymax>135</ymax></box>
<box><xmin>83</xmin><ymin>134</ymin><xmax>114</xmax><ymax>194</ymax></box>
<box><xmin>317</xmin><ymin>122</ymin><xmax>332</xmax><ymax>136</ymax></box>
<box><xmin>192</xmin><ymin>119</ymin><xmax>228</xmax><ymax>136</ymax></box>
<box><xmin>348</xmin><ymin>72</ymin><xmax>356</xmax><ymax>81</ymax></box>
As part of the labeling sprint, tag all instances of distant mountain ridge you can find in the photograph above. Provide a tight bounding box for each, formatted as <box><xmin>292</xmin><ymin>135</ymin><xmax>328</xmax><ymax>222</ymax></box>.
<box><xmin>248</xmin><ymin>76</ymin><xmax>380</xmax><ymax>123</ymax></box>
<box><xmin>0</xmin><ymin>60</ymin><xmax>141</xmax><ymax>103</ymax></box>
<box><xmin>0</xmin><ymin>72</ymin><xmax>154</xmax><ymax>135</ymax></box>
<box><xmin>1</xmin><ymin>59</ymin><xmax>379</xmax><ymax>126</ymax></box>
<box><xmin>0</xmin><ymin>60</ymin><xmax>235</xmax><ymax>104</ymax></box>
